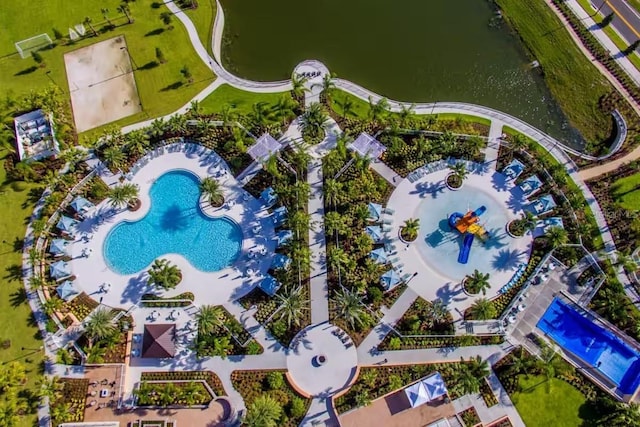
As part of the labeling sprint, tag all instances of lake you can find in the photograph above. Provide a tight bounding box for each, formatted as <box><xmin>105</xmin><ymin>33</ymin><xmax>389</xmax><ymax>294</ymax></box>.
<box><xmin>220</xmin><ymin>0</ymin><xmax>582</xmax><ymax>145</ymax></box>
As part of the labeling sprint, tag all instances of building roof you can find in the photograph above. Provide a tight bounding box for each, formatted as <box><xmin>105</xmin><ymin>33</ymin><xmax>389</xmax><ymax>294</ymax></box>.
<box><xmin>13</xmin><ymin>109</ymin><xmax>60</xmax><ymax>161</ymax></box>
<box><xmin>142</xmin><ymin>324</ymin><xmax>176</xmax><ymax>358</ymax></box>
<box><xmin>248</xmin><ymin>134</ymin><xmax>282</xmax><ymax>162</ymax></box>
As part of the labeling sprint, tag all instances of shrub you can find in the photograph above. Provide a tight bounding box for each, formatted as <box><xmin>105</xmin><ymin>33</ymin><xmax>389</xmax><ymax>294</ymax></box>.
<box><xmin>266</xmin><ymin>371</ymin><xmax>285</xmax><ymax>390</ymax></box>
<box><xmin>288</xmin><ymin>396</ymin><xmax>306</xmax><ymax>418</ymax></box>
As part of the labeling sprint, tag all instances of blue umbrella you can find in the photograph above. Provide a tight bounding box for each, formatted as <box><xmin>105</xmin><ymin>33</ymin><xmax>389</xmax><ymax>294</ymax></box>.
<box><xmin>56</xmin><ymin>280</ymin><xmax>78</xmax><ymax>301</ymax></box>
<box><xmin>70</xmin><ymin>197</ymin><xmax>94</xmax><ymax>213</ymax></box>
<box><xmin>365</xmin><ymin>226</ymin><xmax>383</xmax><ymax>242</ymax></box>
<box><xmin>258</xmin><ymin>274</ymin><xmax>281</xmax><ymax>296</ymax></box>
<box><xmin>381</xmin><ymin>269</ymin><xmax>400</xmax><ymax>290</ymax></box>
<box><xmin>56</xmin><ymin>215</ymin><xmax>77</xmax><ymax>233</ymax></box>
<box><xmin>369</xmin><ymin>248</ymin><xmax>388</xmax><ymax>264</ymax></box>
<box><xmin>49</xmin><ymin>239</ymin><xmax>69</xmax><ymax>256</ymax></box>
<box><xmin>260</xmin><ymin>187</ymin><xmax>278</xmax><ymax>206</ymax></box>
<box><xmin>368</xmin><ymin>202</ymin><xmax>382</xmax><ymax>221</ymax></box>
<box><xmin>271</xmin><ymin>253</ymin><xmax>291</xmax><ymax>270</ymax></box>
<box><xmin>50</xmin><ymin>261</ymin><xmax>71</xmax><ymax>280</ymax></box>
<box><xmin>277</xmin><ymin>230</ymin><xmax>293</xmax><ymax>246</ymax></box>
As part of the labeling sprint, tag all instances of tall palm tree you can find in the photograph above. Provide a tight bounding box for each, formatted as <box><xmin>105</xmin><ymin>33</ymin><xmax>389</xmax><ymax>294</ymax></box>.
<box><xmin>244</xmin><ymin>394</ymin><xmax>282</xmax><ymax>427</ymax></box>
<box><xmin>61</xmin><ymin>148</ymin><xmax>85</xmax><ymax>173</ymax></box>
<box><xmin>616</xmin><ymin>251</ymin><xmax>638</xmax><ymax>274</ymax></box>
<box><xmin>274</xmin><ymin>95</ymin><xmax>298</xmax><ymax>125</ymax></box>
<box><xmin>465</xmin><ymin>269</ymin><xmax>491</xmax><ymax>295</ymax></box>
<box><xmin>325</xmin><ymin>212</ymin><xmax>349</xmax><ymax>237</ymax></box>
<box><xmin>199</xmin><ymin>177</ymin><xmax>224</xmax><ymax>207</ymax></box>
<box><xmin>451</xmin><ymin>364</ymin><xmax>481</xmax><ymax>395</ymax></box>
<box><xmin>108</xmin><ymin>183</ymin><xmax>139</xmax><ymax>209</ymax></box>
<box><xmin>319</xmin><ymin>74</ymin><xmax>336</xmax><ymax>101</ymax></box>
<box><xmin>117</xmin><ymin>3</ymin><xmax>133</xmax><ymax>24</ymax></box>
<box><xmin>37</xmin><ymin>375</ymin><xmax>62</xmax><ymax>401</ymax></box>
<box><xmin>469</xmin><ymin>298</ymin><xmax>497</xmax><ymax>320</ymax></box>
<box><xmin>545</xmin><ymin>225</ymin><xmax>568</xmax><ymax>248</ymax></box>
<box><xmin>336</xmin><ymin>96</ymin><xmax>355</xmax><ymax>119</ymax></box>
<box><xmin>84</xmin><ymin>308</ymin><xmax>116</xmax><ymax>349</ymax></box>
<box><xmin>401</xmin><ymin>218</ymin><xmax>420</xmax><ymax>242</ymax></box>
<box><xmin>147</xmin><ymin>259</ymin><xmax>182</xmax><ymax>290</ymax></box>
<box><xmin>43</xmin><ymin>298</ymin><xmax>63</xmax><ymax>315</ymax></box>
<box><xmin>196</xmin><ymin>305</ymin><xmax>225</xmax><ymax>335</ymax></box>
<box><xmin>148</xmin><ymin>118</ymin><xmax>167</xmax><ymax>139</ymax></box>
<box><xmin>427</xmin><ymin>299</ymin><xmax>449</xmax><ymax>326</ymax></box>
<box><xmin>248</xmin><ymin>102</ymin><xmax>273</xmax><ymax>131</ymax></box>
<box><xmin>125</xmin><ymin>130</ymin><xmax>150</xmax><ymax>157</ymax></box>
<box><xmin>398</xmin><ymin>104</ymin><xmax>415</xmax><ymax>127</ymax></box>
<box><xmin>103</xmin><ymin>146</ymin><xmax>126</xmax><ymax>171</ymax></box>
<box><xmin>187</xmin><ymin>100</ymin><xmax>202</xmax><ymax>118</ymax></box>
<box><xmin>290</xmin><ymin>74</ymin><xmax>308</xmax><ymax>99</ymax></box>
<box><xmin>83</xmin><ymin>17</ymin><xmax>97</xmax><ymax>36</ymax></box>
<box><xmin>275</xmin><ymin>286</ymin><xmax>310</xmax><ymax>327</ymax></box>
<box><xmin>328</xmin><ymin>247</ymin><xmax>350</xmax><ymax>271</ymax></box>
<box><xmin>324</xmin><ymin>179</ymin><xmax>342</xmax><ymax>208</ymax></box>
<box><xmin>299</xmin><ymin>103</ymin><xmax>327</xmax><ymax>139</ymax></box>
<box><xmin>332</xmin><ymin>288</ymin><xmax>366</xmax><ymax>330</ymax></box>
<box><xmin>448</xmin><ymin>162</ymin><xmax>469</xmax><ymax>183</ymax></box>
<box><xmin>367</xmin><ymin>97</ymin><xmax>389</xmax><ymax>125</ymax></box>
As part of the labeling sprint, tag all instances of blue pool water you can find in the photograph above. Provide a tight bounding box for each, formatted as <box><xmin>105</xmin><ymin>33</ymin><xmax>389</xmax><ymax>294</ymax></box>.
<box><xmin>416</xmin><ymin>185</ymin><xmax>515</xmax><ymax>281</ymax></box>
<box><xmin>538</xmin><ymin>298</ymin><xmax>640</xmax><ymax>394</ymax></box>
<box><xmin>104</xmin><ymin>170</ymin><xmax>243</xmax><ymax>275</ymax></box>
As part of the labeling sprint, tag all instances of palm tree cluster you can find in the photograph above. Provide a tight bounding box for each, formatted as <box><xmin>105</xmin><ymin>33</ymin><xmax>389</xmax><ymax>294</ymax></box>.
<box><xmin>299</xmin><ymin>103</ymin><xmax>328</xmax><ymax>142</ymax></box>
<box><xmin>82</xmin><ymin>307</ymin><xmax>122</xmax><ymax>363</ymax></box>
<box><xmin>0</xmin><ymin>362</ymin><xmax>30</xmax><ymax>427</ymax></box>
<box><xmin>108</xmin><ymin>183</ymin><xmax>139</xmax><ymax>210</ymax></box>
<box><xmin>397</xmin><ymin>298</ymin><xmax>453</xmax><ymax>334</ymax></box>
<box><xmin>193</xmin><ymin>305</ymin><xmax>235</xmax><ymax>358</ymax></box>
<box><xmin>134</xmin><ymin>381</ymin><xmax>210</xmax><ymax>406</ymax></box>
<box><xmin>147</xmin><ymin>259</ymin><xmax>182</xmax><ymax>290</ymax></box>
<box><xmin>463</xmin><ymin>269</ymin><xmax>491</xmax><ymax>296</ymax></box>
<box><xmin>450</xmin><ymin>356</ymin><xmax>490</xmax><ymax>396</ymax></box>
<box><xmin>244</xmin><ymin>394</ymin><xmax>283</xmax><ymax>427</ymax></box>
<box><xmin>199</xmin><ymin>177</ymin><xmax>224</xmax><ymax>207</ymax></box>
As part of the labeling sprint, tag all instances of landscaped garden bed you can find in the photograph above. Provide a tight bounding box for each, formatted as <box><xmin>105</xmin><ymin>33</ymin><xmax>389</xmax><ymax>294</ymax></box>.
<box><xmin>139</xmin><ymin>292</ymin><xmax>195</xmax><ymax>307</ymax></box>
<box><xmin>51</xmin><ymin>378</ymin><xmax>90</xmax><ymax>425</ymax></box>
<box><xmin>66</xmin><ymin>292</ymin><xmax>99</xmax><ymax>321</ymax></box>
<box><xmin>140</xmin><ymin>371</ymin><xmax>225</xmax><ymax>396</ymax></box>
<box><xmin>195</xmin><ymin>306</ymin><xmax>263</xmax><ymax>357</ymax></box>
<box><xmin>134</xmin><ymin>380</ymin><xmax>213</xmax><ymax>406</ymax></box>
<box><xmin>231</xmin><ymin>370</ymin><xmax>311</xmax><ymax>427</ymax></box>
<box><xmin>458</xmin><ymin>407</ymin><xmax>481</xmax><ymax>427</ymax></box>
<box><xmin>380</xmin><ymin>333</ymin><xmax>504</xmax><ymax>351</ymax></box>
<box><xmin>480</xmin><ymin>379</ymin><xmax>498</xmax><ymax>407</ymax></box>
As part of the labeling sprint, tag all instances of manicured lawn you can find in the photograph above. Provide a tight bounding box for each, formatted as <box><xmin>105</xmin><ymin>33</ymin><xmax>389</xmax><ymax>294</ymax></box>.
<box><xmin>511</xmin><ymin>375</ymin><xmax>597</xmax><ymax>427</ymax></box>
<box><xmin>199</xmin><ymin>83</ymin><xmax>290</xmax><ymax>115</ymax></box>
<box><xmin>184</xmin><ymin>0</ymin><xmax>216</xmax><ymax>55</ymax></box>
<box><xmin>0</xmin><ymin>0</ymin><xmax>213</xmax><ymax>135</ymax></box>
<box><xmin>0</xmin><ymin>151</ymin><xmax>45</xmax><ymax>426</ymax></box>
<box><xmin>496</xmin><ymin>0</ymin><xmax>612</xmax><ymax>144</ymax></box>
<box><xmin>611</xmin><ymin>172</ymin><xmax>640</xmax><ymax>210</ymax></box>
<box><xmin>328</xmin><ymin>90</ymin><xmax>371</xmax><ymax>119</ymax></box>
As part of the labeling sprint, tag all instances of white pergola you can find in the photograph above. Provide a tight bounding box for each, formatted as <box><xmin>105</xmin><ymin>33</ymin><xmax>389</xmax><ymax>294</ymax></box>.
<box><xmin>348</xmin><ymin>132</ymin><xmax>387</xmax><ymax>160</ymax></box>
<box><xmin>248</xmin><ymin>134</ymin><xmax>282</xmax><ymax>162</ymax></box>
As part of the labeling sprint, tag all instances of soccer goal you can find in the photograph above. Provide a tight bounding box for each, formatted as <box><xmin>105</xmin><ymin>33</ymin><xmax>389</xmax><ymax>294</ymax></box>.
<box><xmin>15</xmin><ymin>33</ymin><xmax>53</xmax><ymax>59</ymax></box>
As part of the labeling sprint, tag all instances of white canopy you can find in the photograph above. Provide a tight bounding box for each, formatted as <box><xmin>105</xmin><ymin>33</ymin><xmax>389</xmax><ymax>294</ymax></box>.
<box><xmin>404</xmin><ymin>381</ymin><xmax>429</xmax><ymax>408</ymax></box>
<box><xmin>248</xmin><ymin>134</ymin><xmax>282</xmax><ymax>162</ymax></box>
<box><xmin>421</xmin><ymin>372</ymin><xmax>448</xmax><ymax>400</ymax></box>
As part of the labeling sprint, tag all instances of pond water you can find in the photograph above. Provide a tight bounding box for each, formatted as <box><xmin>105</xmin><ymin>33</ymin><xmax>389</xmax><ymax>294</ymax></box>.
<box><xmin>220</xmin><ymin>0</ymin><xmax>582</xmax><ymax>146</ymax></box>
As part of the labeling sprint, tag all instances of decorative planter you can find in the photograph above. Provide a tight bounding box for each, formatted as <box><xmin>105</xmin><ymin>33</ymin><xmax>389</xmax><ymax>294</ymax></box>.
<box><xmin>128</xmin><ymin>198</ymin><xmax>142</xmax><ymax>212</ymax></box>
<box><xmin>398</xmin><ymin>228</ymin><xmax>416</xmax><ymax>244</ymax></box>
<box><xmin>505</xmin><ymin>220</ymin><xmax>524</xmax><ymax>239</ymax></box>
<box><xmin>461</xmin><ymin>277</ymin><xmax>480</xmax><ymax>297</ymax></box>
<box><xmin>445</xmin><ymin>173</ymin><xmax>462</xmax><ymax>191</ymax></box>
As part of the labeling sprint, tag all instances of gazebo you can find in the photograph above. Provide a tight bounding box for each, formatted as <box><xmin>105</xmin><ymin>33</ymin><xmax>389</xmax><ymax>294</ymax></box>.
<box><xmin>348</xmin><ymin>132</ymin><xmax>387</xmax><ymax>160</ymax></box>
<box><xmin>56</xmin><ymin>280</ymin><xmax>79</xmax><ymax>301</ymax></box>
<box><xmin>142</xmin><ymin>324</ymin><xmax>176</xmax><ymax>358</ymax></box>
<box><xmin>248</xmin><ymin>134</ymin><xmax>282</xmax><ymax>162</ymax></box>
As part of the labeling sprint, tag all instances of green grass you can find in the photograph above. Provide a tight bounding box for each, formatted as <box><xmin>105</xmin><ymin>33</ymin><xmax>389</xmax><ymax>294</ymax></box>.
<box><xmin>575</xmin><ymin>0</ymin><xmax>640</xmax><ymax>71</ymax></box>
<box><xmin>328</xmin><ymin>90</ymin><xmax>371</xmax><ymax>119</ymax></box>
<box><xmin>199</xmin><ymin>83</ymin><xmax>290</xmax><ymax>115</ymax></box>
<box><xmin>435</xmin><ymin>113</ymin><xmax>492</xmax><ymax>128</ymax></box>
<box><xmin>511</xmin><ymin>375</ymin><xmax>596</xmax><ymax>427</ymax></box>
<box><xmin>184</xmin><ymin>0</ymin><xmax>216</xmax><ymax>55</ymax></box>
<box><xmin>611</xmin><ymin>172</ymin><xmax>640</xmax><ymax>210</ymax></box>
<box><xmin>496</xmin><ymin>0</ymin><xmax>612</xmax><ymax>143</ymax></box>
<box><xmin>0</xmin><ymin>0</ymin><xmax>213</xmax><ymax>136</ymax></box>
<box><xmin>0</xmin><ymin>152</ymin><xmax>45</xmax><ymax>426</ymax></box>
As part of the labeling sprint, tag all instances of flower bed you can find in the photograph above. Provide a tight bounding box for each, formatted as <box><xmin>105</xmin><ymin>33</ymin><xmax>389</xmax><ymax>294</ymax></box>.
<box><xmin>196</xmin><ymin>307</ymin><xmax>263</xmax><ymax>357</ymax></box>
<box><xmin>140</xmin><ymin>371</ymin><xmax>225</xmax><ymax>396</ymax></box>
<box><xmin>459</xmin><ymin>407</ymin><xmax>481</xmax><ymax>427</ymax></box>
<box><xmin>139</xmin><ymin>292</ymin><xmax>195</xmax><ymax>307</ymax></box>
<box><xmin>334</xmin><ymin>362</ymin><xmax>463</xmax><ymax>414</ymax></box>
<box><xmin>134</xmin><ymin>381</ymin><xmax>213</xmax><ymax>406</ymax></box>
<box><xmin>51</xmin><ymin>378</ymin><xmax>89</xmax><ymax>425</ymax></box>
<box><xmin>379</xmin><ymin>333</ymin><xmax>504</xmax><ymax>350</ymax></box>
<box><xmin>486</xmin><ymin>418</ymin><xmax>513</xmax><ymax>427</ymax></box>
<box><xmin>480</xmin><ymin>378</ymin><xmax>498</xmax><ymax>407</ymax></box>
<box><xmin>231</xmin><ymin>370</ymin><xmax>310</xmax><ymax>427</ymax></box>
<box><xmin>239</xmin><ymin>288</ymin><xmax>279</xmax><ymax>323</ymax></box>
<box><xmin>66</xmin><ymin>292</ymin><xmax>99</xmax><ymax>321</ymax></box>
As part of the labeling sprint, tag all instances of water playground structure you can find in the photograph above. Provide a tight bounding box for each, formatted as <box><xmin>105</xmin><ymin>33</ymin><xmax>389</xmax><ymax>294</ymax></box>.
<box><xmin>448</xmin><ymin>206</ymin><xmax>490</xmax><ymax>264</ymax></box>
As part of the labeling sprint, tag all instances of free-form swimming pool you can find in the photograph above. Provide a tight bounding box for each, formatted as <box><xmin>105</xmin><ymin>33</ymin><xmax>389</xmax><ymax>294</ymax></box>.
<box><xmin>104</xmin><ymin>170</ymin><xmax>242</xmax><ymax>275</ymax></box>
<box><xmin>537</xmin><ymin>298</ymin><xmax>640</xmax><ymax>395</ymax></box>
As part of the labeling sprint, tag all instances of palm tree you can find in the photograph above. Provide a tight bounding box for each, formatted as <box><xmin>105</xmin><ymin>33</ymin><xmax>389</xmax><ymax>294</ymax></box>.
<box><xmin>398</xmin><ymin>104</ymin><xmax>415</xmax><ymax>127</ymax></box>
<box><xmin>50</xmin><ymin>403</ymin><xmax>73</xmax><ymax>423</ymax></box>
<box><xmin>244</xmin><ymin>394</ymin><xmax>282</xmax><ymax>427</ymax></box>
<box><xmin>325</xmin><ymin>211</ymin><xmax>350</xmax><ymax>236</ymax></box>
<box><xmin>617</xmin><ymin>251</ymin><xmax>638</xmax><ymax>274</ymax></box>
<box><xmin>117</xmin><ymin>3</ymin><xmax>133</xmax><ymax>24</ymax></box>
<box><xmin>448</xmin><ymin>162</ymin><xmax>469</xmax><ymax>186</ymax></box>
<box><xmin>324</xmin><ymin>179</ymin><xmax>342</xmax><ymax>207</ymax></box>
<box><xmin>248</xmin><ymin>102</ymin><xmax>273</xmax><ymax>131</ymax></box>
<box><xmin>319</xmin><ymin>74</ymin><xmax>336</xmax><ymax>101</ymax></box>
<box><xmin>159</xmin><ymin>382</ymin><xmax>178</xmax><ymax>406</ymax></box>
<box><xmin>83</xmin><ymin>17</ymin><xmax>97</xmax><ymax>36</ymax></box>
<box><xmin>148</xmin><ymin>118</ymin><xmax>166</xmax><ymax>139</ymax></box>
<box><xmin>367</xmin><ymin>97</ymin><xmax>389</xmax><ymax>125</ymax></box>
<box><xmin>290</xmin><ymin>74</ymin><xmax>308</xmax><ymax>99</ymax></box>
<box><xmin>299</xmin><ymin>103</ymin><xmax>327</xmax><ymax>139</ymax></box>
<box><xmin>469</xmin><ymin>298</ymin><xmax>497</xmax><ymax>320</ymax></box>
<box><xmin>43</xmin><ymin>298</ymin><xmax>63</xmax><ymax>315</ymax></box>
<box><xmin>84</xmin><ymin>308</ymin><xmax>116</xmax><ymax>349</ymax></box>
<box><xmin>275</xmin><ymin>286</ymin><xmax>310</xmax><ymax>327</ymax></box>
<box><xmin>211</xmin><ymin>336</ymin><xmax>233</xmax><ymax>359</ymax></box>
<box><xmin>597</xmin><ymin>402</ymin><xmax>640</xmax><ymax>426</ymax></box>
<box><xmin>427</xmin><ymin>299</ymin><xmax>449</xmax><ymax>326</ymax></box>
<box><xmin>512</xmin><ymin>211</ymin><xmax>537</xmax><ymax>236</ymax></box>
<box><xmin>333</xmin><ymin>288</ymin><xmax>367</xmax><ymax>330</ymax></box>
<box><xmin>103</xmin><ymin>146</ymin><xmax>126</xmax><ymax>171</ymax></box>
<box><xmin>108</xmin><ymin>183</ymin><xmax>139</xmax><ymax>209</ymax></box>
<box><xmin>274</xmin><ymin>95</ymin><xmax>298</xmax><ymax>125</ymax></box>
<box><xmin>401</xmin><ymin>218</ymin><xmax>420</xmax><ymax>242</ymax></box>
<box><xmin>37</xmin><ymin>375</ymin><xmax>62</xmax><ymax>401</ymax></box>
<box><xmin>451</xmin><ymin>364</ymin><xmax>481</xmax><ymax>395</ymax></box>
<box><xmin>196</xmin><ymin>305</ymin><xmax>224</xmax><ymax>335</ymax></box>
<box><xmin>61</xmin><ymin>148</ymin><xmax>85</xmax><ymax>172</ymax></box>
<box><xmin>336</xmin><ymin>96</ymin><xmax>355</xmax><ymax>119</ymax></box>
<box><xmin>125</xmin><ymin>130</ymin><xmax>150</xmax><ymax>157</ymax></box>
<box><xmin>545</xmin><ymin>225</ymin><xmax>568</xmax><ymax>248</ymax></box>
<box><xmin>464</xmin><ymin>269</ymin><xmax>491</xmax><ymax>295</ymax></box>
<box><xmin>187</xmin><ymin>100</ymin><xmax>202</xmax><ymax>118</ymax></box>
<box><xmin>199</xmin><ymin>177</ymin><xmax>224</xmax><ymax>207</ymax></box>
<box><xmin>147</xmin><ymin>259</ymin><xmax>182</xmax><ymax>290</ymax></box>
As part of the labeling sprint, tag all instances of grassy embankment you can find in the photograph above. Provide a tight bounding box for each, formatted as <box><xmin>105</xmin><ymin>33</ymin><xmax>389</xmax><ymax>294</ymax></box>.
<box><xmin>0</xmin><ymin>0</ymin><xmax>213</xmax><ymax>135</ymax></box>
<box><xmin>495</xmin><ymin>0</ymin><xmax>613</xmax><ymax>145</ymax></box>
<box><xmin>0</xmin><ymin>152</ymin><xmax>45</xmax><ymax>426</ymax></box>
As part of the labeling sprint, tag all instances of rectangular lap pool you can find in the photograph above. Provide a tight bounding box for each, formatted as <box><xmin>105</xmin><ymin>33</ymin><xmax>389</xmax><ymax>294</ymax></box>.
<box><xmin>537</xmin><ymin>298</ymin><xmax>640</xmax><ymax>395</ymax></box>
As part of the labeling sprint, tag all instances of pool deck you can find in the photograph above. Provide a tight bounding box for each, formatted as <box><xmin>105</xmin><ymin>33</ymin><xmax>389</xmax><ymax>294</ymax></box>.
<box><xmin>384</xmin><ymin>164</ymin><xmax>532</xmax><ymax>322</ymax></box>
<box><xmin>68</xmin><ymin>145</ymin><xmax>277</xmax><ymax>312</ymax></box>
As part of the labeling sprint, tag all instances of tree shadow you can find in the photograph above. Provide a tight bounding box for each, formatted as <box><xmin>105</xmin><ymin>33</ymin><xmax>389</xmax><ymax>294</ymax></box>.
<box><xmin>12</xmin><ymin>237</ymin><xmax>24</xmax><ymax>252</ymax></box>
<box><xmin>9</xmin><ymin>288</ymin><xmax>27</xmax><ymax>307</ymax></box>
<box><xmin>4</xmin><ymin>264</ymin><xmax>23</xmax><ymax>282</ymax></box>
<box><xmin>492</xmin><ymin>248</ymin><xmax>524</xmax><ymax>272</ymax></box>
<box><xmin>161</xmin><ymin>81</ymin><xmax>184</xmax><ymax>91</ymax></box>
<box><xmin>145</xmin><ymin>28</ymin><xmax>165</xmax><ymax>37</ymax></box>
<box><xmin>139</xmin><ymin>61</ymin><xmax>159</xmax><ymax>70</ymax></box>
<box><xmin>15</xmin><ymin>66</ymin><xmax>38</xmax><ymax>76</ymax></box>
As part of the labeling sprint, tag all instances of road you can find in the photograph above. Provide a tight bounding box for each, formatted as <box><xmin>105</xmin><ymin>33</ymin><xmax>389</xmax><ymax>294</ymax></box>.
<box><xmin>591</xmin><ymin>0</ymin><xmax>640</xmax><ymax>44</ymax></box>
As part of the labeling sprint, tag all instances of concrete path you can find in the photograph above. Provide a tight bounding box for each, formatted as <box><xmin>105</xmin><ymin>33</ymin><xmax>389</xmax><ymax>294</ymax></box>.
<box><xmin>307</xmin><ymin>159</ymin><xmax>330</xmax><ymax>324</ymax></box>
<box><xmin>370</xmin><ymin>160</ymin><xmax>401</xmax><ymax>187</ymax></box>
<box><xmin>485</xmin><ymin>120</ymin><xmax>504</xmax><ymax>167</ymax></box>
<box><xmin>223</xmin><ymin>301</ymin><xmax>285</xmax><ymax>353</ymax></box>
